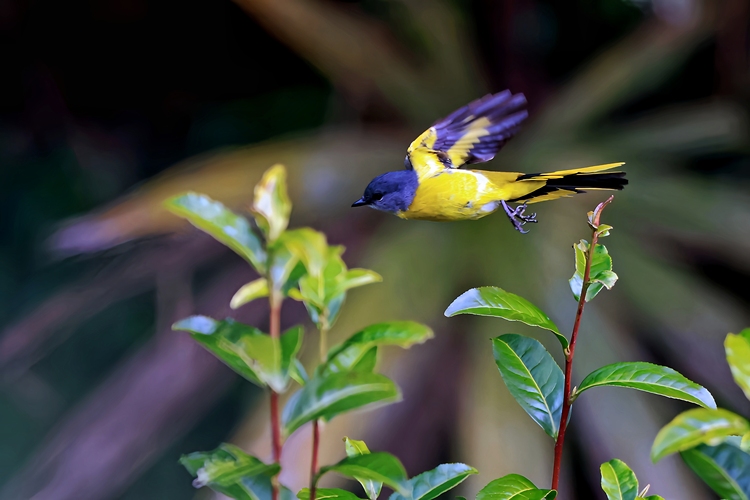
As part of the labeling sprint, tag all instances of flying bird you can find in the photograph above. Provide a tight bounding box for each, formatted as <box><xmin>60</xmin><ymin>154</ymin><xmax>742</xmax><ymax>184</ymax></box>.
<box><xmin>352</xmin><ymin>91</ymin><xmax>627</xmax><ymax>232</ymax></box>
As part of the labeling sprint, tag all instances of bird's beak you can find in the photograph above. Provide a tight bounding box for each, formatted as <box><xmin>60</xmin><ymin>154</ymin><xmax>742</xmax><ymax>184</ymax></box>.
<box><xmin>351</xmin><ymin>198</ymin><xmax>367</xmax><ymax>207</ymax></box>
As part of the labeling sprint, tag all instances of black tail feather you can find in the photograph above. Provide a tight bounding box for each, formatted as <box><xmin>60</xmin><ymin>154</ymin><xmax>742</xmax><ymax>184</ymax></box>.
<box><xmin>510</xmin><ymin>172</ymin><xmax>628</xmax><ymax>203</ymax></box>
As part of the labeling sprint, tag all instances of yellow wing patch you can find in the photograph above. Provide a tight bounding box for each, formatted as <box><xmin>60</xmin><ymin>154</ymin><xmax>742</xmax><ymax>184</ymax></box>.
<box><xmin>404</xmin><ymin>91</ymin><xmax>528</xmax><ymax>181</ymax></box>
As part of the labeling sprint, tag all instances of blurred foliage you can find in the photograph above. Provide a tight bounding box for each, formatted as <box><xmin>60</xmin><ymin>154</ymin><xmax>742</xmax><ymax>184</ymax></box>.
<box><xmin>1</xmin><ymin>0</ymin><xmax>749</xmax><ymax>499</ymax></box>
<box><xmin>651</xmin><ymin>328</ymin><xmax>750</xmax><ymax>499</ymax></box>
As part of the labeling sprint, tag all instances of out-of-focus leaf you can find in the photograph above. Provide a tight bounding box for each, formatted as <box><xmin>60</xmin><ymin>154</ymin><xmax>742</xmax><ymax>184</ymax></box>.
<box><xmin>569</xmin><ymin>241</ymin><xmax>618</xmax><ymax>302</ymax></box>
<box><xmin>282</xmin><ymin>372</ymin><xmax>400</xmax><ymax>436</ymax></box>
<box><xmin>251</xmin><ymin>164</ymin><xmax>291</xmax><ymax>242</ymax></box>
<box><xmin>344</xmin><ymin>437</ymin><xmax>381</xmax><ymax>500</ymax></box>
<box><xmin>742</xmin><ymin>433</ymin><xmax>750</xmax><ymax>453</ymax></box>
<box><xmin>164</xmin><ymin>192</ymin><xmax>266</xmax><ymax>272</ymax></box>
<box><xmin>345</xmin><ymin>437</ymin><xmax>370</xmax><ymax>456</ymax></box>
<box><xmin>172</xmin><ymin>316</ymin><xmax>263</xmax><ymax>385</ymax></box>
<box><xmin>291</xmin><ymin>358</ymin><xmax>309</xmax><ymax>386</ymax></box>
<box><xmin>389</xmin><ymin>463</ymin><xmax>478</xmax><ymax>500</ymax></box>
<box><xmin>267</xmin><ymin>238</ymin><xmax>302</xmax><ymax>293</ymax></box>
<box><xmin>173</xmin><ymin>317</ymin><xmax>303</xmax><ymax>392</ymax></box>
<box><xmin>725</xmin><ymin>329</ymin><xmax>750</xmax><ymax>400</ymax></box>
<box><xmin>231</xmin><ymin>278</ymin><xmax>270</xmax><ymax>309</ymax></box>
<box><xmin>321</xmin><ymin>322</ymin><xmax>433</xmax><ymax>376</ymax></box>
<box><xmin>282</xmin><ymin>227</ymin><xmax>329</xmax><ymax>279</ymax></box>
<box><xmin>475</xmin><ymin>474</ymin><xmax>556</xmax><ymax>500</ymax></box>
<box><xmin>652</xmin><ymin>408</ymin><xmax>750</xmax><ymax>462</ymax></box>
<box><xmin>600</xmin><ymin>459</ymin><xmax>638</xmax><ymax>500</ymax></box>
<box><xmin>179</xmin><ymin>443</ymin><xmax>279</xmax><ymax>500</ymax></box>
<box><xmin>318</xmin><ymin>453</ymin><xmax>408</xmax><ymax>495</ymax></box>
<box><xmin>573</xmin><ymin>362</ymin><xmax>715</xmax><ymax>408</ymax></box>
<box><xmin>681</xmin><ymin>443</ymin><xmax>750</xmax><ymax>500</ymax></box>
<box><xmin>334</xmin><ymin>269</ymin><xmax>382</xmax><ymax>296</ymax></box>
<box><xmin>445</xmin><ymin>287</ymin><xmax>568</xmax><ymax>349</ymax></box>
<box><xmin>492</xmin><ymin>334</ymin><xmax>564</xmax><ymax>439</ymax></box>
<box><xmin>297</xmin><ymin>488</ymin><xmax>364</xmax><ymax>500</ymax></box>
<box><xmin>350</xmin><ymin>347</ymin><xmax>378</xmax><ymax>373</ymax></box>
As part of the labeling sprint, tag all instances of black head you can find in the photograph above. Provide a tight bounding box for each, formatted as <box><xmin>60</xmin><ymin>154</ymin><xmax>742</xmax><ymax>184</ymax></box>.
<box><xmin>352</xmin><ymin>170</ymin><xmax>419</xmax><ymax>213</ymax></box>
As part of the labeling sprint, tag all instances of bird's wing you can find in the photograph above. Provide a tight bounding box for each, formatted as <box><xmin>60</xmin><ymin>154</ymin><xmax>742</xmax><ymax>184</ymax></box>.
<box><xmin>406</xmin><ymin>91</ymin><xmax>528</xmax><ymax>180</ymax></box>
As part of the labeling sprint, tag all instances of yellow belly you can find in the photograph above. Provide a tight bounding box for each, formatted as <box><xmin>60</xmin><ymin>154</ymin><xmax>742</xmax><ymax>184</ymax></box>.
<box><xmin>399</xmin><ymin>170</ymin><xmax>508</xmax><ymax>221</ymax></box>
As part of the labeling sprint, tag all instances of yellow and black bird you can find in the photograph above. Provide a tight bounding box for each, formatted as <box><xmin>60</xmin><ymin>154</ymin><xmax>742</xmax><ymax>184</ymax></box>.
<box><xmin>352</xmin><ymin>91</ymin><xmax>627</xmax><ymax>233</ymax></box>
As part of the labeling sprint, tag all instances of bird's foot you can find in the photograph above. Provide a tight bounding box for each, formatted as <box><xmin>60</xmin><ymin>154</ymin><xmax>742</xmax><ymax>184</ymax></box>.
<box><xmin>501</xmin><ymin>201</ymin><xmax>537</xmax><ymax>234</ymax></box>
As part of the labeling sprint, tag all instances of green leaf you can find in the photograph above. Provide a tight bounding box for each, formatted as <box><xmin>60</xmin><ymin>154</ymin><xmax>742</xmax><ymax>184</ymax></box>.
<box><xmin>389</xmin><ymin>463</ymin><xmax>478</xmax><ymax>500</ymax></box>
<box><xmin>282</xmin><ymin>372</ymin><xmax>400</xmax><ymax>436</ymax></box>
<box><xmin>569</xmin><ymin>241</ymin><xmax>618</xmax><ymax>302</ymax></box>
<box><xmin>600</xmin><ymin>459</ymin><xmax>638</xmax><ymax>500</ymax></box>
<box><xmin>652</xmin><ymin>408</ymin><xmax>750</xmax><ymax>462</ymax></box>
<box><xmin>318</xmin><ymin>453</ymin><xmax>409</xmax><ymax>495</ymax></box>
<box><xmin>251</xmin><ymin>164</ymin><xmax>291</xmax><ymax>242</ymax></box>
<box><xmin>681</xmin><ymin>443</ymin><xmax>750</xmax><ymax>500</ymax></box>
<box><xmin>351</xmin><ymin>347</ymin><xmax>378</xmax><ymax>373</ymax></box>
<box><xmin>726</xmin><ymin>329</ymin><xmax>750</xmax><ymax>400</ymax></box>
<box><xmin>298</xmin><ymin>489</ymin><xmax>364</xmax><ymax>500</ymax></box>
<box><xmin>573</xmin><ymin>362</ymin><xmax>715</xmax><ymax>408</ymax></box>
<box><xmin>742</xmin><ymin>432</ymin><xmax>750</xmax><ymax>453</ymax></box>
<box><xmin>290</xmin><ymin>358</ymin><xmax>309</xmax><ymax>386</ymax></box>
<box><xmin>445</xmin><ymin>287</ymin><xmax>568</xmax><ymax>350</ymax></box>
<box><xmin>268</xmin><ymin>236</ymin><xmax>303</xmax><ymax>293</ymax></box>
<box><xmin>173</xmin><ymin>317</ymin><xmax>303</xmax><ymax>392</ymax></box>
<box><xmin>344</xmin><ymin>437</ymin><xmax>381</xmax><ymax>500</ymax></box>
<box><xmin>321</xmin><ymin>322</ymin><xmax>434</xmax><ymax>376</ymax></box>
<box><xmin>282</xmin><ymin>227</ymin><xmax>329</xmax><ymax>279</ymax></box>
<box><xmin>164</xmin><ymin>192</ymin><xmax>266</xmax><ymax>272</ymax></box>
<box><xmin>173</xmin><ymin>316</ymin><xmax>263</xmax><ymax>385</ymax></box>
<box><xmin>492</xmin><ymin>334</ymin><xmax>564</xmax><ymax>439</ymax></box>
<box><xmin>231</xmin><ymin>278</ymin><xmax>270</xmax><ymax>309</ymax></box>
<box><xmin>334</xmin><ymin>269</ymin><xmax>383</xmax><ymax>296</ymax></box>
<box><xmin>179</xmin><ymin>443</ymin><xmax>279</xmax><ymax>500</ymax></box>
<box><xmin>475</xmin><ymin>474</ymin><xmax>557</xmax><ymax>500</ymax></box>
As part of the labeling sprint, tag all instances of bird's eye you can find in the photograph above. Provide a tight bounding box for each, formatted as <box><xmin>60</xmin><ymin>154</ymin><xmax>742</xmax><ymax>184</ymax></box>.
<box><xmin>371</xmin><ymin>192</ymin><xmax>384</xmax><ymax>201</ymax></box>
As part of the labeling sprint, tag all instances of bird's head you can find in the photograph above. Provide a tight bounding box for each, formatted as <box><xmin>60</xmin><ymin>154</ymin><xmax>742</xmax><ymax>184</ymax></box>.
<box><xmin>352</xmin><ymin>170</ymin><xmax>418</xmax><ymax>213</ymax></box>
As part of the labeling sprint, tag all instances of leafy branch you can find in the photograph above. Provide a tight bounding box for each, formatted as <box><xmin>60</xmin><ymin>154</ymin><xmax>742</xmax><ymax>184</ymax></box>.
<box><xmin>164</xmin><ymin>164</ymin><xmax>473</xmax><ymax>500</ymax></box>
<box><xmin>445</xmin><ymin>196</ymin><xmax>713</xmax><ymax>499</ymax></box>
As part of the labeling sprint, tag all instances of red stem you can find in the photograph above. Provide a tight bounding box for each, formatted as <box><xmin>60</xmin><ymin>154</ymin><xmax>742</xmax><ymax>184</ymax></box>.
<box><xmin>270</xmin><ymin>297</ymin><xmax>283</xmax><ymax>500</ymax></box>
<box><xmin>550</xmin><ymin>197</ymin><xmax>613</xmax><ymax>492</ymax></box>
<box><xmin>310</xmin><ymin>420</ymin><xmax>320</xmax><ymax>500</ymax></box>
<box><xmin>309</xmin><ymin>325</ymin><xmax>328</xmax><ymax>500</ymax></box>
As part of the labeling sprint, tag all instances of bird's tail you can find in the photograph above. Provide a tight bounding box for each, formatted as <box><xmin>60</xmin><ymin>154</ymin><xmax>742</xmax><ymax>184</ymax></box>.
<box><xmin>509</xmin><ymin>162</ymin><xmax>627</xmax><ymax>204</ymax></box>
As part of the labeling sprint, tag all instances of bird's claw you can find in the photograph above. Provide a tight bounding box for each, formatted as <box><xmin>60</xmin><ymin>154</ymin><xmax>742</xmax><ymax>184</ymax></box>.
<box><xmin>502</xmin><ymin>201</ymin><xmax>537</xmax><ymax>234</ymax></box>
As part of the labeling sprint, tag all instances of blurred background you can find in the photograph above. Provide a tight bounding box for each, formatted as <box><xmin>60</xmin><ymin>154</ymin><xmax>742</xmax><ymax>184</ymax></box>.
<box><xmin>1</xmin><ymin>0</ymin><xmax>749</xmax><ymax>498</ymax></box>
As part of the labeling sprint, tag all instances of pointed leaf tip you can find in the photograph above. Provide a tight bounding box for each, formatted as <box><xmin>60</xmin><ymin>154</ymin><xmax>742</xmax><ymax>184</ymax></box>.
<box><xmin>282</xmin><ymin>372</ymin><xmax>401</xmax><ymax>436</ymax></box>
<box><xmin>680</xmin><ymin>443</ymin><xmax>750</xmax><ymax>499</ymax></box>
<box><xmin>476</xmin><ymin>474</ymin><xmax>556</xmax><ymax>500</ymax></box>
<box><xmin>651</xmin><ymin>408</ymin><xmax>750</xmax><ymax>462</ymax></box>
<box><xmin>164</xmin><ymin>192</ymin><xmax>266</xmax><ymax>272</ymax></box>
<box><xmin>492</xmin><ymin>334</ymin><xmax>564</xmax><ymax>439</ymax></box>
<box><xmin>445</xmin><ymin>287</ymin><xmax>568</xmax><ymax>349</ymax></box>
<box><xmin>389</xmin><ymin>463</ymin><xmax>478</xmax><ymax>500</ymax></box>
<box><xmin>318</xmin><ymin>452</ymin><xmax>408</xmax><ymax>496</ymax></box>
<box><xmin>600</xmin><ymin>459</ymin><xmax>638</xmax><ymax>500</ymax></box>
<box><xmin>574</xmin><ymin>361</ymin><xmax>715</xmax><ymax>409</ymax></box>
<box><xmin>252</xmin><ymin>164</ymin><xmax>291</xmax><ymax>242</ymax></box>
<box><xmin>725</xmin><ymin>329</ymin><xmax>750</xmax><ymax>401</ymax></box>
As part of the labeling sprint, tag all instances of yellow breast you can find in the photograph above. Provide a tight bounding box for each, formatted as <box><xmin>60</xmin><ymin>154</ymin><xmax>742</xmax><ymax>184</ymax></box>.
<box><xmin>400</xmin><ymin>170</ymin><xmax>510</xmax><ymax>221</ymax></box>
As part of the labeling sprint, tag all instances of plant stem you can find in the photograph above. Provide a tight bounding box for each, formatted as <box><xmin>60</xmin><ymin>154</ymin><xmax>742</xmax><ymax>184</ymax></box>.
<box><xmin>309</xmin><ymin>420</ymin><xmax>320</xmax><ymax>500</ymax></box>
<box><xmin>310</xmin><ymin>325</ymin><xmax>329</xmax><ymax>500</ymax></box>
<box><xmin>269</xmin><ymin>294</ymin><xmax>283</xmax><ymax>500</ymax></box>
<box><xmin>551</xmin><ymin>197</ymin><xmax>613</xmax><ymax>492</ymax></box>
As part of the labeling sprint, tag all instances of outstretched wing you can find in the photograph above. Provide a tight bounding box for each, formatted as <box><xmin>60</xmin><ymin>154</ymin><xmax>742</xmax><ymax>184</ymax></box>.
<box><xmin>406</xmin><ymin>91</ymin><xmax>528</xmax><ymax>179</ymax></box>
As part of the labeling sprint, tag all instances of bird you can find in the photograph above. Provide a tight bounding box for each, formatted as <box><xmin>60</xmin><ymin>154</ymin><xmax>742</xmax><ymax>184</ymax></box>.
<box><xmin>351</xmin><ymin>90</ymin><xmax>627</xmax><ymax>233</ymax></box>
